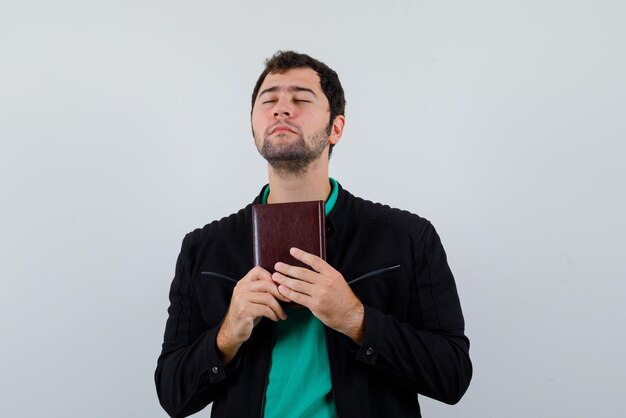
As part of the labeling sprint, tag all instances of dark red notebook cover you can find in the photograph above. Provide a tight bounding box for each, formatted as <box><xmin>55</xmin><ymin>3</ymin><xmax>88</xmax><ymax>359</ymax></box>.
<box><xmin>252</xmin><ymin>200</ymin><xmax>326</xmax><ymax>274</ymax></box>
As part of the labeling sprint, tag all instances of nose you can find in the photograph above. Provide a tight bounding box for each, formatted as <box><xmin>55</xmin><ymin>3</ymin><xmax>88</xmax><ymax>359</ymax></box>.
<box><xmin>273</xmin><ymin>97</ymin><xmax>293</xmax><ymax>118</ymax></box>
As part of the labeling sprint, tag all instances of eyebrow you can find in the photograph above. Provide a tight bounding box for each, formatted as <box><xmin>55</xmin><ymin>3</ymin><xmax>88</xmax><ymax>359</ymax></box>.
<box><xmin>258</xmin><ymin>85</ymin><xmax>318</xmax><ymax>98</ymax></box>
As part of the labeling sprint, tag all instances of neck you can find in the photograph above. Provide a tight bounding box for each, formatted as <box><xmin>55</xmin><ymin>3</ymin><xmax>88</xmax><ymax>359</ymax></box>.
<box><xmin>266</xmin><ymin>157</ymin><xmax>331</xmax><ymax>204</ymax></box>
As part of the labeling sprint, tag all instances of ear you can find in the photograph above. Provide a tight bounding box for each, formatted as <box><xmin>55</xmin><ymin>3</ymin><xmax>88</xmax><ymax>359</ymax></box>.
<box><xmin>329</xmin><ymin>115</ymin><xmax>345</xmax><ymax>145</ymax></box>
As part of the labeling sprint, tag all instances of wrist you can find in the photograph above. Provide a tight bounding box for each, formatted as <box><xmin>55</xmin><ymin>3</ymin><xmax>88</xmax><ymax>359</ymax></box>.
<box><xmin>216</xmin><ymin>324</ymin><xmax>243</xmax><ymax>365</ymax></box>
<box><xmin>343</xmin><ymin>301</ymin><xmax>365</xmax><ymax>345</ymax></box>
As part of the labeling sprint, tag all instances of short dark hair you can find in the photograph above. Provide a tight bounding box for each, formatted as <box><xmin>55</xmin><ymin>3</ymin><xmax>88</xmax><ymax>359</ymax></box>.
<box><xmin>251</xmin><ymin>50</ymin><xmax>346</xmax><ymax>156</ymax></box>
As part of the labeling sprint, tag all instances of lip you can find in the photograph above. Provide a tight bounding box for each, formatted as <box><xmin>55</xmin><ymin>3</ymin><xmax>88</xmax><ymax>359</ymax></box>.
<box><xmin>270</xmin><ymin>125</ymin><xmax>295</xmax><ymax>134</ymax></box>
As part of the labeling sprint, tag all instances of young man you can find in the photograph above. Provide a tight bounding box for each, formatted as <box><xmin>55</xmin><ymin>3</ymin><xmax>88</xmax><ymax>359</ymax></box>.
<box><xmin>155</xmin><ymin>51</ymin><xmax>472</xmax><ymax>418</ymax></box>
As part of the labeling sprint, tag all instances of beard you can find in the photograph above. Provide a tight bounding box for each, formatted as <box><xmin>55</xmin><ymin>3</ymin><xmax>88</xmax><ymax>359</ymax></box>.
<box><xmin>255</xmin><ymin>123</ymin><xmax>330</xmax><ymax>175</ymax></box>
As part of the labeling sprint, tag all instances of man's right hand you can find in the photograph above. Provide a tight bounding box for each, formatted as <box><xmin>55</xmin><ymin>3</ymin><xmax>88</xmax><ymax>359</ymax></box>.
<box><xmin>216</xmin><ymin>266</ymin><xmax>290</xmax><ymax>365</ymax></box>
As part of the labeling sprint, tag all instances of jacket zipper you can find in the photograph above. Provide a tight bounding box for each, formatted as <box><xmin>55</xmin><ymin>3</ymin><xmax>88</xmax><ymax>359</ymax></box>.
<box><xmin>259</xmin><ymin>325</ymin><xmax>275</xmax><ymax>417</ymax></box>
<box><xmin>347</xmin><ymin>264</ymin><xmax>401</xmax><ymax>285</ymax></box>
<box><xmin>324</xmin><ymin>326</ymin><xmax>341</xmax><ymax>417</ymax></box>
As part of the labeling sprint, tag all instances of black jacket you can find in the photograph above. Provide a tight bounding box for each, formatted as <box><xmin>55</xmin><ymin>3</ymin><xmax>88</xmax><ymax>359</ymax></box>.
<box><xmin>155</xmin><ymin>184</ymin><xmax>472</xmax><ymax>417</ymax></box>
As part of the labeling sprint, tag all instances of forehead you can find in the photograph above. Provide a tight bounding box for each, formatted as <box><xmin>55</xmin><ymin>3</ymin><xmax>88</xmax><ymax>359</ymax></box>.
<box><xmin>259</xmin><ymin>67</ymin><xmax>324</xmax><ymax>96</ymax></box>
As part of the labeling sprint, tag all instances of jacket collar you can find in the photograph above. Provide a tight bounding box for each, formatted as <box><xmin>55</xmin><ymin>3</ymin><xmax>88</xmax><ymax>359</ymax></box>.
<box><xmin>249</xmin><ymin>181</ymin><xmax>351</xmax><ymax>234</ymax></box>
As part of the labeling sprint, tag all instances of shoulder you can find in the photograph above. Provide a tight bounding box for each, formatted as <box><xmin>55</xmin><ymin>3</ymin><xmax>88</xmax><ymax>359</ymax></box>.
<box><xmin>180</xmin><ymin>204</ymin><xmax>251</xmax><ymax>253</ymax></box>
<box><xmin>341</xmin><ymin>188</ymin><xmax>434</xmax><ymax>241</ymax></box>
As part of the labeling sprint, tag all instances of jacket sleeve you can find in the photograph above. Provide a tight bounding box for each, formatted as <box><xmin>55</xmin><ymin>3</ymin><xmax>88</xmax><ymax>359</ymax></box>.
<box><xmin>154</xmin><ymin>235</ymin><xmax>233</xmax><ymax>418</ymax></box>
<box><xmin>353</xmin><ymin>223</ymin><xmax>472</xmax><ymax>404</ymax></box>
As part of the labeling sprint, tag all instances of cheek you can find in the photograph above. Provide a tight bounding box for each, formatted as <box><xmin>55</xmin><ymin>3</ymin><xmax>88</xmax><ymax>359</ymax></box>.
<box><xmin>251</xmin><ymin>109</ymin><xmax>269</xmax><ymax>133</ymax></box>
<box><xmin>308</xmin><ymin>111</ymin><xmax>331</xmax><ymax>128</ymax></box>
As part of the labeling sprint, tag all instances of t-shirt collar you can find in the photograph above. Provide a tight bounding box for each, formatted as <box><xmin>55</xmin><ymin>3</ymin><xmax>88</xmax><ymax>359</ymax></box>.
<box><xmin>260</xmin><ymin>177</ymin><xmax>339</xmax><ymax>216</ymax></box>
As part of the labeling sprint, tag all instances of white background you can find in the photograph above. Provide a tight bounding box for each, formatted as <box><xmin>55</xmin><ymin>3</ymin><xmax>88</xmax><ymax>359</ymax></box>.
<box><xmin>1</xmin><ymin>1</ymin><xmax>625</xmax><ymax>417</ymax></box>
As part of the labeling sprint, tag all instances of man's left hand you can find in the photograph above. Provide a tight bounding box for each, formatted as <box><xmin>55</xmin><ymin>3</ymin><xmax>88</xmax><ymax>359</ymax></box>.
<box><xmin>272</xmin><ymin>247</ymin><xmax>365</xmax><ymax>345</ymax></box>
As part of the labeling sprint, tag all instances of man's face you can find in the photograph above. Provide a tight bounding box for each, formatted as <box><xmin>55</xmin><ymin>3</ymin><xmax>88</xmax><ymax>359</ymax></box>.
<box><xmin>251</xmin><ymin>67</ymin><xmax>339</xmax><ymax>174</ymax></box>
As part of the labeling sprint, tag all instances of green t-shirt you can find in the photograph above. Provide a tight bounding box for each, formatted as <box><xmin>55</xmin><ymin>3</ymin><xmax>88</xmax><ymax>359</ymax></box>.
<box><xmin>261</xmin><ymin>178</ymin><xmax>339</xmax><ymax>418</ymax></box>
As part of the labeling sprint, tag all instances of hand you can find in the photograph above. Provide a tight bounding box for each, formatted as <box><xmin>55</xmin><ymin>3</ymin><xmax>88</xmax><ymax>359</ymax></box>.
<box><xmin>217</xmin><ymin>266</ymin><xmax>291</xmax><ymax>364</ymax></box>
<box><xmin>272</xmin><ymin>247</ymin><xmax>365</xmax><ymax>344</ymax></box>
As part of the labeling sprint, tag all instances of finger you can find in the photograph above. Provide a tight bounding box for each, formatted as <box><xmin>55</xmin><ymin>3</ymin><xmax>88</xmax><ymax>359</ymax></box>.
<box><xmin>248</xmin><ymin>302</ymin><xmax>280</xmax><ymax>322</ymax></box>
<box><xmin>246</xmin><ymin>292</ymin><xmax>288</xmax><ymax>320</ymax></box>
<box><xmin>252</xmin><ymin>268</ymin><xmax>293</xmax><ymax>301</ymax></box>
<box><xmin>241</xmin><ymin>266</ymin><xmax>272</xmax><ymax>282</ymax></box>
<box><xmin>245</xmin><ymin>279</ymin><xmax>292</xmax><ymax>303</ymax></box>
<box><xmin>272</xmin><ymin>272</ymin><xmax>313</xmax><ymax>297</ymax></box>
<box><xmin>289</xmin><ymin>247</ymin><xmax>332</xmax><ymax>274</ymax></box>
<box><xmin>277</xmin><ymin>283</ymin><xmax>311</xmax><ymax>308</ymax></box>
<box><xmin>237</xmin><ymin>267</ymin><xmax>291</xmax><ymax>301</ymax></box>
<box><xmin>274</xmin><ymin>262</ymin><xmax>317</xmax><ymax>283</ymax></box>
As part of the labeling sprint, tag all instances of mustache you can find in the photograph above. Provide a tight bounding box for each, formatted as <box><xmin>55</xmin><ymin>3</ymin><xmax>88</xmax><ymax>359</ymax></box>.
<box><xmin>266</xmin><ymin>121</ymin><xmax>302</xmax><ymax>136</ymax></box>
